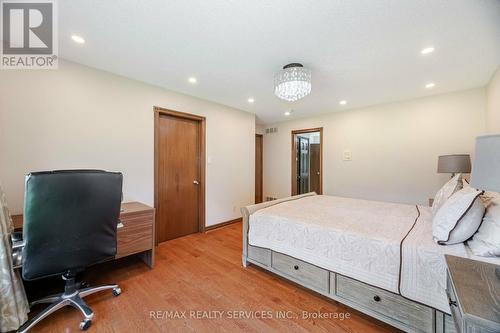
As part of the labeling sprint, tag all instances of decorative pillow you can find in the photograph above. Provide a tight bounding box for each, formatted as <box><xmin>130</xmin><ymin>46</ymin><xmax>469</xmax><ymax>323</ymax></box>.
<box><xmin>432</xmin><ymin>174</ymin><xmax>463</xmax><ymax>216</ymax></box>
<box><xmin>468</xmin><ymin>193</ymin><xmax>500</xmax><ymax>256</ymax></box>
<box><xmin>432</xmin><ymin>186</ymin><xmax>485</xmax><ymax>245</ymax></box>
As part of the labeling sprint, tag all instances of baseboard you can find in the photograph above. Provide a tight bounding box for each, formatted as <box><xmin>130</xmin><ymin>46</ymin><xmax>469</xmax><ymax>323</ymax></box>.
<box><xmin>205</xmin><ymin>217</ymin><xmax>242</xmax><ymax>231</ymax></box>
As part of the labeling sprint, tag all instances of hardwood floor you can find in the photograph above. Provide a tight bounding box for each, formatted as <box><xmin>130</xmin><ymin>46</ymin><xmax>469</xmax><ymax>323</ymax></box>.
<box><xmin>30</xmin><ymin>223</ymin><xmax>399</xmax><ymax>332</ymax></box>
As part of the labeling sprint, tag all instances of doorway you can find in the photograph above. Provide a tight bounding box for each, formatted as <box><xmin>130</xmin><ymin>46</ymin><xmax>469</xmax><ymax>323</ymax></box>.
<box><xmin>291</xmin><ymin>128</ymin><xmax>323</xmax><ymax>195</ymax></box>
<box><xmin>255</xmin><ymin>134</ymin><xmax>263</xmax><ymax>203</ymax></box>
<box><xmin>154</xmin><ymin>107</ymin><xmax>206</xmax><ymax>243</ymax></box>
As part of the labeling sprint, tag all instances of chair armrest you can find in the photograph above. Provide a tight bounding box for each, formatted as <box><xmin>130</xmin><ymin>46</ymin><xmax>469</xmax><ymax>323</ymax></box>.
<box><xmin>10</xmin><ymin>231</ymin><xmax>24</xmax><ymax>269</ymax></box>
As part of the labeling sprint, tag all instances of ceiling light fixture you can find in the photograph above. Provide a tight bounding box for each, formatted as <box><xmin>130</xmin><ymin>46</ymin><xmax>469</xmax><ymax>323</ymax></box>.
<box><xmin>284</xmin><ymin>111</ymin><xmax>291</xmax><ymax>116</ymax></box>
<box><xmin>425</xmin><ymin>82</ymin><xmax>436</xmax><ymax>89</ymax></box>
<box><xmin>339</xmin><ymin>100</ymin><xmax>347</xmax><ymax>105</ymax></box>
<box><xmin>420</xmin><ymin>47</ymin><xmax>435</xmax><ymax>55</ymax></box>
<box><xmin>188</xmin><ymin>77</ymin><xmax>197</xmax><ymax>84</ymax></box>
<box><xmin>71</xmin><ymin>35</ymin><xmax>85</xmax><ymax>44</ymax></box>
<box><xmin>247</xmin><ymin>98</ymin><xmax>255</xmax><ymax>103</ymax></box>
<box><xmin>274</xmin><ymin>63</ymin><xmax>311</xmax><ymax>102</ymax></box>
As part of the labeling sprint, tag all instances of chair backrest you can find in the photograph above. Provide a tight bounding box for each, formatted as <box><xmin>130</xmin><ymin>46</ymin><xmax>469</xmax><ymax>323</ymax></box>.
<box><xmin>22</xmin><ymin>170</ymin><xmax>123</xmax><ymax>280</ymax></box>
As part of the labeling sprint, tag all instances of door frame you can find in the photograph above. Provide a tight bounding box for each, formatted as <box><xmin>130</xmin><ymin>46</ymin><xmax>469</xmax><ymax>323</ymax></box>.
<box><xmin>255</xmin><ymin>134</ymin><xmax>263</xmax><ymax>203</ymax></box>
<box><xmin>154</xmin><ymin>106</ymin><xmax>206</xmax><ymax>244</ymax></box>
<box><xmin>291</xmin><ymin>127</ymin><xmax>323</xmax><ymax>195</ymax></box>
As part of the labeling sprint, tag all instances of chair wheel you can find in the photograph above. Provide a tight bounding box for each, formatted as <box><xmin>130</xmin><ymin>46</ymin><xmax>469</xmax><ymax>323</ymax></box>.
<box><xmin>80</xmin><ymin>319</ymin><xmax>92</xmax><ymax>330</ymax></box>
<box><xmin>112</xmin><ymin>287</ymin><xmax>121</xmax><ymax>297</ymax></box>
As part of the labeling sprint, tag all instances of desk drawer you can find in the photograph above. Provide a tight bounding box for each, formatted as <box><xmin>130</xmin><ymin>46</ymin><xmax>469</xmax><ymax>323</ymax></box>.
<box><xmin>271</xmin><ymin>252</ymin><xmax>329</xmax><ymax>292</ymax></box>
<box><xmin>336</xmin><ymin>275</ymin><xmax>433</xmax><ymax>333</ymax></box>
<box><xmin>116</xmin><ymin>212</ymin><xmax>153</xmax><ymax>258</ymax></box>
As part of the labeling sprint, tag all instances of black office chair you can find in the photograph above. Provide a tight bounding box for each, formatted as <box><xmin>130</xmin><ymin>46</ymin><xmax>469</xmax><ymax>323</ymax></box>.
<box><xmin>15</xmin><ymin>170</ymin><xmax>123</xmax><ymax>332</ymax></box>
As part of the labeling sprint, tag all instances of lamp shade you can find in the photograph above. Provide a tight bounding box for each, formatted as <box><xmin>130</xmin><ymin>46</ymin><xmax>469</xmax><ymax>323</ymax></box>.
<box><xmin>437</xmin><ymin>154</ymin><xmax>471</xmax><ymax>174</ymax></box>
<box><xmin>470</xmin><ymin>134</ymin><xmax>500</xmax><ymax>192</ymax></box>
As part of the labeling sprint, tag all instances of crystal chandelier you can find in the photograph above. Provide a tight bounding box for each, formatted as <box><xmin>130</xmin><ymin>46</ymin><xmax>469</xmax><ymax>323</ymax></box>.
<box><xmin>274</xmin><ymin>63</ymin><xmax>312</xmax><ymax>102</ymax></box>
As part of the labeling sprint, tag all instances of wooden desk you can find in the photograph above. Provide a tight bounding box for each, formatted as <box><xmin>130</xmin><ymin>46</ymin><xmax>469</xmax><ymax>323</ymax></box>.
<box><xmin>12</xmin><ymin>214</ymin><xmax>23</xmax><ymax>229</ymax></box>
<box><xmin>11</xmin><ymin>202</ymin><xmax>155</xmax><ymax>268</ymax></box>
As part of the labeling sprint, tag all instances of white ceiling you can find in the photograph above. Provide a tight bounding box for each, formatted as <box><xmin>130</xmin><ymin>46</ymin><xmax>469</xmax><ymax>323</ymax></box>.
<box><xmin>59</xmin><ymin>0</ymin><xmax>500</xmax><ymax>124</ymax></box>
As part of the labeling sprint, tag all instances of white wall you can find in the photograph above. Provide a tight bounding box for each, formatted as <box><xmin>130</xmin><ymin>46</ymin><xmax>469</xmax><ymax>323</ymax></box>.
<box><xmin>0</xmin><ymin>60</ymin><xmax>255</xmax><ymax>226</ymax></box>
<box><xmin>256</xmin><ymin>123</ymin><xmax>266</xmax><ymax>135</ymax></box>
<box><xmin>486</xmin><ymin>68</ymin><xmax>500</xmax><ymax>133</ymax></box>
<box><xmin>263</xmin><ymin>88</ymin><xmax>486</xmax><ymax>205</ymax></box>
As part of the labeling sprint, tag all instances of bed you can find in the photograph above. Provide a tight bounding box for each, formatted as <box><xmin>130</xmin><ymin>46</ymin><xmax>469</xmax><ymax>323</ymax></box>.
<box><xmin>241</xmin><ymin>193</ymin><xmax>500</xmax><ymax>333</ymax></box>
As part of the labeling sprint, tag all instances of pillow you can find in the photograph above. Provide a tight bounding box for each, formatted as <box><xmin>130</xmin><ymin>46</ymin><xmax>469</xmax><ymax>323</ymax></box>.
<box><xmin>468</xmin><ymin>193</ymin><xmax>500</xmax><ymax>256</ymax></box>
<box><xmin>432</xmin><ymin>186</ymin><xmax>485</xmax><ymax>245</ymax></box>
<box><xmin>432</xmin><ymin>174</ymin><xmax>463</xmax><ymax>216</ymax></box>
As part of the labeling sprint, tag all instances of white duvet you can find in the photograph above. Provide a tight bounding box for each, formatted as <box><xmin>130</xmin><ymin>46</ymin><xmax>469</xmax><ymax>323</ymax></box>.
<box><xmin>249</xmin><ymin>196</ymin><xmax>418</xmax><ymax>293</ymax></box>
<box><xmin>400</xmin><ymin>206</ymin><xmax>467</xmax><ymax>313</ymax></box>
<box><xmin>248</xmin><ymin>195</ymin><xmax>500</xmax><ymax>314</ymax></box>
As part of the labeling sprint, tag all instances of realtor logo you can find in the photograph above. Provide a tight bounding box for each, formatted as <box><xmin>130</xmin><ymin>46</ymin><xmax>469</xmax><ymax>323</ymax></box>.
<box><xmin>1</xmin><ymin>0</ymin><xmax>58</xmax><ymax>69</ymax></box>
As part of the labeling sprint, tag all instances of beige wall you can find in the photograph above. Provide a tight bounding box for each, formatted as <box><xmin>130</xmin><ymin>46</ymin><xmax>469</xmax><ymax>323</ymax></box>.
<box><xmin>263</xmin><ymin>88</ymin><xmax>486</xmax><ymax>205</ymax></box>
<box><xmin>486</xmin><ymin>68</ymin><xmax>500</xmax><ymax>133</ymax></box>
<box><xmin>256</xmin><ymin>124</ymin><xmax>266</xmax><ymax>135</ymax></box>
<box><xmin>0</xmin><ymin>60</ymin><xmax>255</xmax><ymax>226</ymax></box>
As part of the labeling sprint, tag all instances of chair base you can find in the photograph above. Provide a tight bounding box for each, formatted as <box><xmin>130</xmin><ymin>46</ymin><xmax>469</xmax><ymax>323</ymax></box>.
<box><xmin>17</xmin><ymin>274</ymin><xmax>121</xmax><ymax>333</ymax></box>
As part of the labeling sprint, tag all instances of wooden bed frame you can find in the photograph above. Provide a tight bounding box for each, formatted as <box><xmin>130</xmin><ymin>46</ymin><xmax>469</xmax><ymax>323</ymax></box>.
<box><xmin>241</xmin><ymin>193</ymin><xmax>457</xmax><ymax>333</ymax></box>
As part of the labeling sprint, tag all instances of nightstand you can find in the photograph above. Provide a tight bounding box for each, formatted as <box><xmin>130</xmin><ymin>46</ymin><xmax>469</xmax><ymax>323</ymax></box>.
<box><xmin>445</xmin><ymin>255</ymin><xmax>500</xmax><ymax>333</ymax></box>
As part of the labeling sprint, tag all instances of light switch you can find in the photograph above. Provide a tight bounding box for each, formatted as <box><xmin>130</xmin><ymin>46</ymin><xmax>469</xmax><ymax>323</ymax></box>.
<box><xmin>343</xmin><ymin>150</ymin><xmax>352</xmax><ymax>161</ymax></box>
<box><xmin>207</xmin><ymin>156</ymin><xmax>212</xmax><ymax>164</ymax></box>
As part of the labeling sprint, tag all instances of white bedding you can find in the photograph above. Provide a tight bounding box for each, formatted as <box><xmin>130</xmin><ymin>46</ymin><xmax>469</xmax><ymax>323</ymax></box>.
<box><xmin>249</xmin><ymin>195</ymin><xmax>419</xmax><ymax>293</ymax></box>
<box><xmin>401</xmin><ymin>206</ymin><xmax>500</xmax><ymax>313</ymax></box>
<box><xmin>400</xmin><ymin>206</ymin><xmax>467</xmax><ymax>313</ymax></box>
<box><xmin>248</xmin><ymin>195</ymin><xmax>500</xmax><ymax>314</ymax></box>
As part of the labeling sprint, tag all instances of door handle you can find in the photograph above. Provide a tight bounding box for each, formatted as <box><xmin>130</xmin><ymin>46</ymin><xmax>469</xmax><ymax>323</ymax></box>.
<box><xmin>193</xmin><ymin>180</ymin><xmax>200</xmax><ymax>185</ymax></box>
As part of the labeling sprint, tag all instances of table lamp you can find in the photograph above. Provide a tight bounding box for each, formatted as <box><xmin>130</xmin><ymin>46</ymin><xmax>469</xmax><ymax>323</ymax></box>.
<box><xmin>469</xmin><ymin>134</ymin><xmax>500</xmax><ymax>278</ymax></box>
<box><xmin>437</xmin><ymin>154</ymin><xmax>471</xmax><ymax>178</ymax></box>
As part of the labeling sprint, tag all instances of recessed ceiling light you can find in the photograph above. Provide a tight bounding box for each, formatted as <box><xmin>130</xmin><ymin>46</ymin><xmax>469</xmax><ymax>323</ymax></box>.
<box><xmin>421</xmin><ymin>47</ymin><xmax>435</xmax><ymax>55</ymax></box>
<box><xmin>188</xmin><ymin>77</ymin><xmax>197</xmax><ymax>84</ymax></box>
<box><xmin>71</xmin><ymin>35</ymin><xmax>85</xmax><ymax>44</ymax></box>
<box><xmin>339</xmin><ymin>100</ymin><xmax>347</xmax><ymax>105</ymax></box>
<box><xmin>425</xmin><ymin>82</ymin><xmax>436</xmax><ymax>89</ymax></box>
<box><xmin>248</xmin><ymin>98</ymin><xmax>255</xmax><ymax>103</ymax></box>
<box><xmin>284</xmin><ymin>111</ymin><xmax>291</xmax><ymax>116</ymax></box>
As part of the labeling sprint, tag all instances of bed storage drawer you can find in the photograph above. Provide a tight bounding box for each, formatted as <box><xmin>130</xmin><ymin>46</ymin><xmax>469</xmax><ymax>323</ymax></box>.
<box><xmin>336</xmin><ymin>275</ymin><xmax>434</xmax><ymax>333</ymax></box>
<box><xmin>248</xmin><ymin>245</ymin><xmax>271</xmax><ymax>266</ymax></box>
<box><xmin>271</xmin><ymin>252</ymin><xmax>329</xmax><ymax>292</ymax></box>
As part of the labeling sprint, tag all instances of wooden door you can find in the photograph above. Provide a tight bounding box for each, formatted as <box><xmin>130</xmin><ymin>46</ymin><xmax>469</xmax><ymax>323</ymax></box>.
<box><xmin>157</xmin><ymin>114</ymin><xmax>201</xmax><ymax>242</ymax></box>
<box><xmin>255</xmin><ymin>134</ymin><xmax>263</xmax><ymax>203</ymax></box>
<box><xmin>291</xmin><ymin>128</ymin><xmax>323</xmax><ymax>195</ymax></box>
<box><xmin>310</xmin><ymin>143</ymin><xmax>320</xmax><ymax>194</ymax></box>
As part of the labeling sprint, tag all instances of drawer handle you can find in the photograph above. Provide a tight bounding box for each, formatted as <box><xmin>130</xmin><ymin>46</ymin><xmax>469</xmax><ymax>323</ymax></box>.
<box><xmin>373</xmin><ymin>295</ymin><xmax>381</xmax><ymax>302</ymax></box>
<box><xmin>293</xmin><ymin>265</ymin><xmax>299</xmax><ymax>270</ymax></box>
